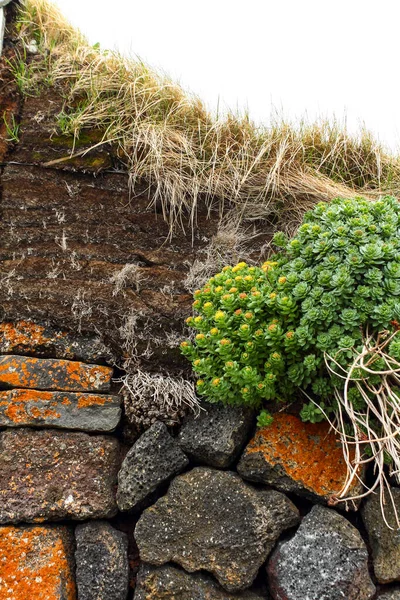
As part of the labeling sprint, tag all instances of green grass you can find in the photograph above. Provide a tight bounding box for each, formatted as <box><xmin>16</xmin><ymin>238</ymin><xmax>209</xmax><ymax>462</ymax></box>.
<box><xmin>10</xmin><ymin>0</ymin><xmax>400</xmax><ymax>234</ymax></box>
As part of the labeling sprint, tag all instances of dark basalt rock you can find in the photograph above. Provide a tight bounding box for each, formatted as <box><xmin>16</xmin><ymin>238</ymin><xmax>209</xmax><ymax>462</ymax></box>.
<box><xmin>0</xmin><ymin>428</ymin><xmax>121</xmax><ymax>523</ymax></box>
<box><xmin>178</xmin><ymin>402</ymin><xmax>255</xmax><ymax>468</ymax></box>
<box><xmin>117</xmin><ymin>421</ymin><xmax>189</xmax><ymax>512</ymax></box>
<box><xmin>361</xmin><ymin>487</ymin><xmax>400</xmax><ymax>583</ymax></box>
<box><xmin>267</xmin><ymin>505</ymin><xmax>375</xmax><ymax>600</ymax></box>
<box><xmin>75</xmin><ymin>521</ymin><xmax>129</xmax><ymax>600</ymax></box>
<box><xmin>134</xmin><ymin>563</ymin><xmax>269</xmax><ymax>599</ymax></box>
<box><xmin>135</xmin><ymin>466</ymin><xmax>299</xmax><ymax>592</ymax></box>
<box><xmin>237</xmin><ymin>414</ymin><xmax>364</xmax><ymax>506</ymax></box>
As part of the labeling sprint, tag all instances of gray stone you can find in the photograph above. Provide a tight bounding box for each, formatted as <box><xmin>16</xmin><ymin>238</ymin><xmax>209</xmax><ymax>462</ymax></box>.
<box><xmin>135</xmin><ymin>467</ymin><xmax>299</xmax><ymax>592</ymax></box>
<box><xmin>378</xmin><ymin>588</ymin><xmax>400</xmax><ymax>599</ymax></box>
<box><xmin>267</xmin><ymin>505</ymin><xmax>375</xmax><ymax>600</ymax></box>
<box><xmin>178</xmin><ymin>402</ymin><xmax>254</xmax><ymax>468</ymax></box>
<box><xmin>0</xmin><ymin>428</ymin><xmax>121</xmax><ymax>523</ymax></box>
<box><xmin>0</xmin><ymin>388</ymin><xmax>121</xmax><ymax>431</ymax></box>
<box><xmin>134</xmin><ymin>563</ymin><xmax>268</xmax><ymax>599</ymax></box>
<box><xmin>0</xmin><ymin>355</ymin><xmax>113</xmax><ymax>392</ymax></box>
<box><xmin>75</xmin><ymin>521</ymin><xmax>129</xmax><ymax>600</ymax></box>
<box><xmin>0</xmin><ymin>320</ymin><xmax>115</xmax><ymax>363</ymax></box>
<box><xmin>361</xmin><ymin>487</ymin><xmax>400</xmax><ymax>583</ymax></box>
<box><xmin>117</xmin><ymin>421</ymin><xmax>189</xmax><ymax>512</ymax></box>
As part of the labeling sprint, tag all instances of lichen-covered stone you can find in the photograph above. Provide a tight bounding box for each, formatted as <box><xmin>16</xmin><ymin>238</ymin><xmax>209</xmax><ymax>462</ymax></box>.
<box><xmin>267</xmin><ymin>505</ymin><xmax>375</xmax><ymax>600</ymax></box>
<box><xmin>75</xmin><ymin>521</ymin><xmax>129</xmax><ymax>600</ymax></box>
<box><xmin>117</xmin><ymin>421</ymin><xmax>189</xmax><ymax>512</ymax></box>
<box><xmin>0</xmin><ymin>355</ymin><xmax>113</xmax><ymax>391</ymax></box>
<box><xmin>0</xmin><ymin>321</ymin><xmax>114</xmax><ymax>363</ymax></box>
<box><xmin>178</xmin><ymin>402</ymin><xmax>254</xmax><ymax>468</ymax></box>
<box><xmin>237</xmin><ymin>413</ymin><xmax>363</xmax><ymax>504</ymax></box>
<box><xmin>0</xmin><ymin>524</ymin><xmax>76</xmax><ymax>599</ymax></box>
<box><xmin>361</xmin><ymin>487</ymin><xmax>400</xmax><ymax>583</ymax></box>
<box><xmin>0</xmin><ymin>388</ymin><xmax>121</xmax><ymax>431</ymax></box>
<box><xmin>0</xmin><ymin>428</ymin><xmax>121</xmax><ymax>523</ymax></box>
<box><xmin>134</xmin><ymin>563</ymin><xmax>268</xmax><ymax>600</ymax></box>
<box><xmin>135</xmin><ymin>467</ymin><xmax>299</xmax><ymax>592</ymax></box>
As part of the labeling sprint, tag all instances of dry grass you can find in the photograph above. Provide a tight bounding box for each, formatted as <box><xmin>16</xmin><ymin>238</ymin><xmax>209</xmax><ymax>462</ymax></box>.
<box><xmin>120</xmin><ymin>368</ymin><xmax>201</xmax><ymax>429</ymax></box>
<box><xmin>306</xmin><ymin>328</ymin><xmax>400</xmax><ymax>526</ymax></box>
<box><xmin>12</xmin><ymin>0</ymin><xmax>400</xmax><ymax>234</ymax></box>
<box><xmin>184</xmin><ymin>218</ymin><xmax>258</xmax><ymax>292</ymax></box>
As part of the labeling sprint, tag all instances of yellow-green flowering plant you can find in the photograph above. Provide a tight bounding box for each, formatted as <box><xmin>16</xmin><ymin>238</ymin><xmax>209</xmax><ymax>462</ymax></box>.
<box><xmin>181</xmin><ymin>196</ymin><xmax>400</xmax><ymax>518</ymax></box>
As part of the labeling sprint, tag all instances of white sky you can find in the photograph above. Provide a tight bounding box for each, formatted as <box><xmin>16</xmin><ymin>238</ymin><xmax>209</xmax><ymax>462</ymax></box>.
<box><xmin>52</xmin><ymin>0</ymin><xmax>400</xmax><ymax>152</ymax></box>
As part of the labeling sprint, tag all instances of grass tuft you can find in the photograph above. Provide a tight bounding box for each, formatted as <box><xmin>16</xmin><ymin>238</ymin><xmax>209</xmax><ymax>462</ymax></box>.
<box><xmin>11</xmin><ymin>0</ymin><xmax>400</xmax><ymax>233</ymax></box>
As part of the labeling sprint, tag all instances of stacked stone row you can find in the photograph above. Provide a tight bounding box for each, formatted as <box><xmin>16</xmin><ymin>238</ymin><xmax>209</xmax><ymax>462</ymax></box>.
<box><xmin>0</xmin><ymin>322</ymin><xmax>400</xmax><ymax>599</ymax></box>
<box><xmin>0</xmin><ymin>322</ymin><xmax>129</xmax><ymax>600</ymax></box>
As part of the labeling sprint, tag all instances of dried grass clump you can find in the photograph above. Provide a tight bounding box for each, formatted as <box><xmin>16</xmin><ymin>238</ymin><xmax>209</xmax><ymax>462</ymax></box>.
<box><xmin>306</xmin><ymin>328</ymin><xmax>400</xmax><ymax>527</ymax></box>
<box><xmin>121</xmin><ymin>368</ymin><xmax>201</xmax><ymax>430</ymax></box>
<box><xmin>110</xmin><ymin>264</ymin><xmax>146</xmax><ymax>295</ymax></box>
<box><xmin>184</xmin><ymin>218</ymin><xmax>257</xmax><ymax>293</ymax></box>
<box><xmin>13</xmin><ymin>0</ymin><xmax>400</xmax><ymax>234</ymax></box>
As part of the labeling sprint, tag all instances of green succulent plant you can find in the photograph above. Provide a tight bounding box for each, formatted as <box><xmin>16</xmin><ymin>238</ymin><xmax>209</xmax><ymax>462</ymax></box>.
<box><xmin>182</xmin><ymin>195</ymin><xmax>400</xmax><ymax>517</ymax></box>
<box><xmin>182</xmin><ymin>196</ymin><xmax>400</xmax><ymax>415</ymax></box>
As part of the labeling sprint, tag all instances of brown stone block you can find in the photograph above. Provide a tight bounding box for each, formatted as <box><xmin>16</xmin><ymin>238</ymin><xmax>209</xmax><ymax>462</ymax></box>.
<box><xmin>0</xmin><ymin>524</ymin><xmax>76</xmax><ymax>599</ymax></box>
<box><xmin>0</xmin><ymin>429</ymin><xmax>121</xmax><ymax>523</ymax></box>
<box><xmin>0</xmin><ymin>355</ymin><xmax>113</xmax><ymax>391</ymax></box>
<box><xmin>237</xmin><ymin>413</ymin><xmax>364</xmax><ymax>505</ymax></box>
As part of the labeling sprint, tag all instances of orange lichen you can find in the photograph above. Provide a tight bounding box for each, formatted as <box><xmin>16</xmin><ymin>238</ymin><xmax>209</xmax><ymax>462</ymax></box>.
<box><xmin>77</xmin><ymin>395</ymin><xmax>111</xmax><ymax>408</ymax></box>
<box><xmin>4</xmin><ymin>403</ymin><xmax>30</xmax><ymax>423</ymax></box>
<box><xmin>0</xmin><ymin>525</ymin><xmax>76</xmax><ymax>600</ymax></box>
<box><xmin>0</xmin><ymin>389</ymin><xmax>117</xmax><ymax>426</ymax></box>
<box><xmin>245</xmin><ymin>413</ymin><xmax>356</xmax><ymax>497</ymax></box>
<box><xmin>0</xmin><ymin>321</ymin><xmax>66</xmax><ymax>351</ymax></box>
<box><xmin>0</xmin><ymin>356</ymin><xmax>112</xmax><ymax>391</ymax></box>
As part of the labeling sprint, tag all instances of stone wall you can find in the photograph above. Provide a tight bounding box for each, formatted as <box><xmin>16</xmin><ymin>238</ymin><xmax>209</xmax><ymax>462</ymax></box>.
<box><xmin>1</xmin><ymin>4</ymin><xmax>400</xmax><ymax>599</ymax></box>
<box><xmin>0</xmin><ymin>326</ymin><xmax>399</xmax><ymax>599</ymax></box>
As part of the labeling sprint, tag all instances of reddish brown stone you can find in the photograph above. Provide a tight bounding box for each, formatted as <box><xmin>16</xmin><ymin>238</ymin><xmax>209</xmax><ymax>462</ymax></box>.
<box><xmin>0</xmin><ymin>428</ymin><xmax>121</xmax><ymax>523</ymax></box>
<box><xmin>0</xmin><ymin>525</ymin><xmax>76</xmax><ymax>600</ymax></box>
<box><xmin>0</xmin><ymin>389</ymin><xmax>121</xmax><ymax>431</ymax></box>
<box><xmin>0</xmin><ymin>355</ymin><xmax>113</xmax><ymax>391</ymax></box>
<box><xmin>237</xmin><ymin>413</ymin><xmax>364</xmax><ymax>505</ymax></box>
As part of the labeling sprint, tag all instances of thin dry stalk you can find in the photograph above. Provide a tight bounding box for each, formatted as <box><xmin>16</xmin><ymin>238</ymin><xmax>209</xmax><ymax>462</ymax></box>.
<box><xmin>316</xmin><ymin>329</ymin><xmax>400</xmax><ymax>528</ymax></box>
<box><xmin>120</xmin><ymin>368</ymin><xmax>202</xmax><ymax>419</ymax></box>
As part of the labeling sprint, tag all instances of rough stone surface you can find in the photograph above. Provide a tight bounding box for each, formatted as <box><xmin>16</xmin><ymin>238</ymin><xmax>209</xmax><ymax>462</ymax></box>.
<box><xmin>378</xmin><ymin>590</ymin><xmax>400</xmax><ymax>599</ymax></box>
<box><xmin>0</xmin><ymin>355</ymin><xmax>113</xmax><ymax>391</ymax></box>
<box><xmin>0</xmin><ymin>388</ymin><xmax>121</xmax><ymax>431</ymax></box>
<box><xmin>267</xmin><ymin>505</ymin><xmax>376</xmax><ymax>600</ymax></box>
<box><xmin>135</xmin><ymin>466</ymin><xmax>300</xmax><ymax>592</ymax></box>
<box><xmin>75</xmin><ymin>521</ymin><xmax>129</xmax><ymax>600</ymax></box>
<box><xmin>178</xmin><ymin>402</ymin><xmax>255</xmax><ymax>468</ymax></box>
<box><xmin>361</xmin><ymin>487</ymin><xmax>400</xmax><ymax>583</ymax></box>
<box><xmin>237</xmin><ymin>413</ymin><xmax>363</xmax><ymax>504</ymax></box>
<box><xmin>0</xmin><ymin>524</ymin><xmax>76</xmax><ymax>599</ymax></box>
<box><xmin>378</xmin><ymin>589</ymin><xmax>400</xmax><ymax>599</ymax></box>
<box><xmin>117</xmin><ymin>421</ymin><xmax>189</xmax><ymax>512</ymax></box>
<box><xmin>0</xmin><ymin>321</ymin><xmax>114</xmax><ymax>363</ymax></box>
<box><xmin>0</xmin><ymin>428</ymin><xmax>121</xmax><ymax>523</ymax></box>
<box><xmin>134</xmin><ymin>563</ymin><xmax>268</xmax><ymax>600</ymax></box>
